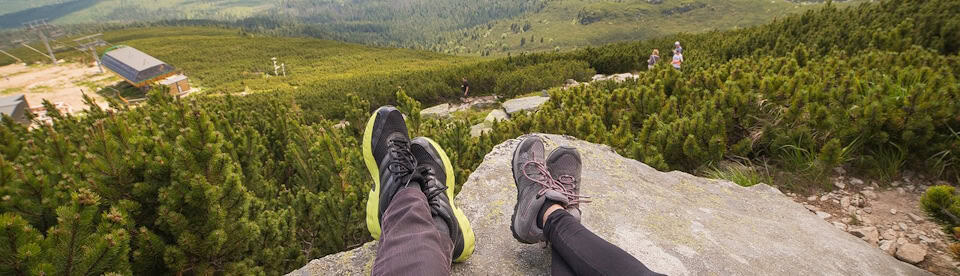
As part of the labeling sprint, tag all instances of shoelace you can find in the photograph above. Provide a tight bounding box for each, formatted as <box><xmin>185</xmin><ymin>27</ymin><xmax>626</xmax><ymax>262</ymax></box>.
<box><xmin>520</xmin><ymin>157</ymin><xmax>590</xmax><ymax>206</ymax></box>
<box><xmin>386</xmin><ymin>139</ymin><xmax>416</xmax><ymax>176</ymax></box>
<box><xmin>418</xmin><ymin>167</ymin><xmax>448</xmax><ymax>200</ymax></box>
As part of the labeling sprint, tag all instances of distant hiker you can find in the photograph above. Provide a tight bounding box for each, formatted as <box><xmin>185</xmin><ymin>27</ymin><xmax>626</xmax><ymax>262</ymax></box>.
<box><xmin>362</xmin><ymin>106</ymin><xmax>665</xmax><ymax>276</ymax></box>
<box><xmin>674</xmin><ymin>41</ymin><xmax>683</xmax><ymax>55</ymax></box>
<box><xmin>671</xmin><ymin>50</ymin><xmax>683</xmax><ymax>70</ymax></box>
<box><xmin>461</xmin><ymin>77</ymin><xmax>470</xmax><ymax>98</ymax></box>
<box><xmin>647</xmin><ymin>49</ymin><xmax>660</xmax><ymax>70</ymax></box>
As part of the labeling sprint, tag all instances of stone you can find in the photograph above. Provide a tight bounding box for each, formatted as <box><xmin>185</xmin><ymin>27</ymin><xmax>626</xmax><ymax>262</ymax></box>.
<box><xmin>882</xmin><ymin>229</ymin><xmax>897</xmax><ymax>241</ymax></box>
<box><xmin>502</xmin><ymin>96</ymin><xmax>550</xmax><ymax>115</ymax></box>
<box><xmin>834</xmin><ymin>167</ymin><xmax>846</xmax><ymax>175</ymax></box>
<box><xmin>469</xmin><ymin>122</ymin><xmax>492</xmax><ymax>138</ymax></box>
<box><xmin>834</xmin><ymin>180</ymin><xmax>847</xmax><ymax>189</ymax></box>
<box><xmin>591</xmin><ymin>74</ymin><xmax>607</xmax><ymax>81</ymax></box>
<box><xmin>891</xmin><ymin>181</ymin><xmax>902</xmax><ymax>187</ymax></box>
<box><xmin>899</xmin><ymin>223</ymin><xmax>909</xmax><ymax>232</ymax></box>
<box><xmin>895</xmin><ymin>243</ymin><xmax>927</xmax><ymax>264</ymax></box>
<box><xmin>860</xmin><ymin>190</ymin><xmax>878</xmax><ymax>200</ymax></box>
<box><xmin>907</xmin><ymin>213</ymin><xmax>924</xmax><ymax>223</ymax></box>
<box><xmin>851</xmin><ymin>195</ymin><xmax>865</xmax><ymax>208</ymax></box>
<box><xmin>880</xmin><ymin>240</ymin><xmax>898</xmax><ymax>256</ymax></box>
<box><xmin>906</xmin><ymin>185</ymin><xmax>916</xmax><ymax>192</ymax></box>
<box><xmin>564</xmin><ymin>79</ymin><xmax>580</xmax><ymax>87</ymax></box>
<box><xmin>849</xmin><ymin>178</ymin><xmax>864</xmax><ymax>186</ymax></box>
<box><xmin>841</xmin><ymin>196</ymin><xmax>851</xmax><ymax>210</ymax></box>
<box><xmin>863</xmin><ymin>207</ymin><xmax>873</xmax><ymax>214</ymax></box>
<box><xmin>804</xmin><ymin>204</ymin><xmax>820</xmax><ymax>212</ymax></box>
<box><xmin>816</xmin><ymin>211</ymin><xmax>833</xmax><ymax>220</ymax></box>
<box><xmin>832</xmin><ymin>222</ymin><xmax>848</xmax><ymax>231</ymax></box>
<box><xmin>850</xmin><ymin>227</ymin><xmax>880</xmax><ymax>246</ymax></box>
<box><xmin>897</xmin><ymin>188</ymin><xmax>905</xmax><ymax>194</ymax></box>
<box><xmin>287</xmin><ymin>134</ymin><xmax>930</xmax><ymax>276</ymax></box>
<box><xmin>420</xmin><ymin>103</ymin><xmax>453</xmax><ymax>118</ymax></box>
<box><xmin>820</xmin><ymin>195</ymin><xmax>830</xmax><ymax>202</ymax></box>
<box><xmin>806</xmin><ymin>195</ymin><xmax>817</xmax><ymax>201</ymax></box>
<box><xmin>890</xmin><ymin>209</ymin><xmax>898</xmax><ymax>215</ymax></box>
<box><xmin>484</xmin><ymin>109</ymin><xmax>509</xmax><ymax>123</ymax></box>
<box><xmin>897</xmin><ymin>237</ymin><xmax>909</xmax><ymax>246</ymax></box>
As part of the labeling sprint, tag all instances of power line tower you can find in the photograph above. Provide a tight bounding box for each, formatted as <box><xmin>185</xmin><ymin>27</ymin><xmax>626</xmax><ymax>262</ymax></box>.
<box><xmin>73</xmin><ymin>33</ymin><xmax>107</xmax><ymax>73</ymax></box>
<box><xmin>22</xmin><ymin>19</ymin><xmax>63</xmax><ymax>65</ymax></box>
<box><xmin>271</xmin><ymin>57</ymin><xmax>286</xmax><ymax>77</ymax></box>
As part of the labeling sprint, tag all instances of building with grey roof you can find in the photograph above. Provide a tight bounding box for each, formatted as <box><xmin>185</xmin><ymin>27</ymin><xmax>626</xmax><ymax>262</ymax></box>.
<box><xmin>0</xmin><ymin>94</ymin><xmax>30</xmax><ymax>125</ymax></box>
<box><xmin>101</xmin><ymin>46</ymin><xmax>175</xmax><ymax>87</ymax></box>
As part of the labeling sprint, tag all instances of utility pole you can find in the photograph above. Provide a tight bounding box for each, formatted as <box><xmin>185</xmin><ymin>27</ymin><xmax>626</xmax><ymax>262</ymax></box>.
<box><xmin>73</xmin><ymin>33</ymin><xmax>107</xmax><ymax>73</ymax></box>
<box><xmin>271</xmin><ymin>57</ymin><xmax>279</xmax><ymax>76</ymax></box>
<box><xmin>23</xmin><ymin>19</ymin><xmax>58</xmax><ymax>65</ymax></box>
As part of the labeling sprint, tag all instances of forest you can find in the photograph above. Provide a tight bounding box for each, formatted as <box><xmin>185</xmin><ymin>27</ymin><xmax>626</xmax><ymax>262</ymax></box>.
<box><xmin>1</xmin><ymin>0</ymin><xmax>960</xmax><ymax>275</ymax></box>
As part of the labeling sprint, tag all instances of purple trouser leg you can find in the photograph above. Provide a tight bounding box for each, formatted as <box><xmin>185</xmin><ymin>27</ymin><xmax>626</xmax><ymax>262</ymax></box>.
<box><xmin>372</xmin><ymin>187</ymin><xmax>453</xmax><ymax>276</ymax></box>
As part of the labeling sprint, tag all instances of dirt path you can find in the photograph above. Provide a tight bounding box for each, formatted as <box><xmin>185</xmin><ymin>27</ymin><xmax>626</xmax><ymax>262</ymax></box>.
<box><xmin>0</xmin><ymin>62</ymin><xmax>116</xmax><ymax>112</ymax></box>
<box><xmin>790</xmin><ymin>175</ymin><xmax>960</xmax><ymax>275</ymax></box>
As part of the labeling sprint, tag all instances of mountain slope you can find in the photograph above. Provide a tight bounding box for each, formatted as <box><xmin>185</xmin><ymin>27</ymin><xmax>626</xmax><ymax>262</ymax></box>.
<box><xmin>0</xmin><ymin>0</ymin><xmax>857</xmax><ymax>55</ymax></box>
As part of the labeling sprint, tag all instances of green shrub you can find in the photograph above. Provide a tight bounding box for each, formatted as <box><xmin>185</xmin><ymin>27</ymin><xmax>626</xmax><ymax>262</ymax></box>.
<box><xmin>921</xmin><ymin>185</ymin><xmax>960</xmax><ymax>226</ymax></box>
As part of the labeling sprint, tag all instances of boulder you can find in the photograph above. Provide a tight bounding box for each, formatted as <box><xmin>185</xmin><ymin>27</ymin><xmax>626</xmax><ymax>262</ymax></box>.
<box><xmin>850</xmin><ymin>227</ymin><xmax>880</xmax><ymax>246</ymax></box>
<box><xmin>895</xmin><ymin>243</ymin><xmax>927</xmax><ymax>264</ymax></box>
<box><xmin>288</xmin><ymin>134</ymin><xmax>931</xmax><ymax>276</ymax></box>
<box><xmin>484</xmin><ymin>109</ymin><xmax>509</xmax><ymax>123</ymax></box>
<box><xmin>421</xmin><ymin>103</ymin><xmax>453</xmax><ymax>118</ymax></box>
<box><xmin>502</xmin><ymin>96</ymin><xmax>550</xmax><ymax>115</ymax></box>
<box><xmin>469</xmin><ymin>122</ymin><xmax>492</xmax><ymax>138</ymax></box>
<box><xmin>880</xmin><ymin>240</ymin><xmax>898</xmax><ymax>256</ymax></box>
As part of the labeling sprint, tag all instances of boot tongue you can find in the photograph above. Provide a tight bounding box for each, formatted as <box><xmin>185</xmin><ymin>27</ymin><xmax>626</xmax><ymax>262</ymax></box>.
<box><xmin>541</xmin><ymin>190</ymin><xmax>570</xmax><ymax>206</ymax></box>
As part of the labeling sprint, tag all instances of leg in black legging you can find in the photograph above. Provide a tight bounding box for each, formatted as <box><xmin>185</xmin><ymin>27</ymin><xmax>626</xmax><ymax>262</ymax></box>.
<box><xmin>551</xmin><ymin>248</ymin><xmax>576</xmax><ymax>276</ymax></box>
<box><xmin>544</xmin><ymin>209</ymin><xmax>664</xmax><ymax>276</ymax></box>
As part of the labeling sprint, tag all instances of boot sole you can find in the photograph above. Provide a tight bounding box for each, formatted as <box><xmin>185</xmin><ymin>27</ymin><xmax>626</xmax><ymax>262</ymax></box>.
<box><xmin>363</xmin><ymin>106</ymin><xmax>390</xmax><ymax>240</ymax></box>
<box><xmin>419</xmin><ymin>137</ymin><xmax>476</xmax><ymax>262</ymax></box>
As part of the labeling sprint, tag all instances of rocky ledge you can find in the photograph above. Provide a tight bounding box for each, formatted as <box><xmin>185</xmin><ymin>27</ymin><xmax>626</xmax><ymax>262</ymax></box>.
<box><xmin>288</xmin><ymin>134</ymin><xmax>930</xmax><ymax>275</ymax></box>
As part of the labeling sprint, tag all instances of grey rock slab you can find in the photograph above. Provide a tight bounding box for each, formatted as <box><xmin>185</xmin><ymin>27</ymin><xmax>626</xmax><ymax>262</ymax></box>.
<box><xmin>469</xmin><ymin>122</ymin><xmax>492</xmax><ymax>138</ymax></box>
<box><xmin>502</xmin><ymin>96</ymin><xmax>550</xmax><ymax>115</ymax></box>
<box><xmin>484</xmin><ymin>109</ymin><xmax>509</xmax><ymax>123</ymax></box>
<box><xmin>288</xmin><ymin>134</ymin><xmax>931</xmax><ymax>276</ymax></box>
<box><xmin>421</xmin><ymin>103</ymin><xmax>453</xmax><ymax>119</ymax></box>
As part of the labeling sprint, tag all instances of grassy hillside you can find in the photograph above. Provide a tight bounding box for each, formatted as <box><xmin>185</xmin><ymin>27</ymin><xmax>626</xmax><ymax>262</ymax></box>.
<box><xmin>0</xmin><ymin>0</ymin><xmax>856</xmax><ymax>55</ymax></box>
<box><xmin>433</xmin><ymin>0</ymin><xmax>845</xmax><ymax>55</ymax></box>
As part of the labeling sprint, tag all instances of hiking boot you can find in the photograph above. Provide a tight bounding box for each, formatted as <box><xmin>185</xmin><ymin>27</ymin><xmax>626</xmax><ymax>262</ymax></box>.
<box><xmin>510</xmin><ymin>135</ymin><xmax>571</xmax><ymax>244</ymax></box>
<box><xmin>363</xmin><ymin>106</ymin><xmax>417</xmax><ymax>240</ymax></box>
<box><xmin>410</xmin><ymin>137</ymin><xmax>476</xmax><ymax>262</ymax></box>
<box><xmin>547</xmin><ymin>146</ymin><xmax>589</xmax><ymax>221</ymax></box>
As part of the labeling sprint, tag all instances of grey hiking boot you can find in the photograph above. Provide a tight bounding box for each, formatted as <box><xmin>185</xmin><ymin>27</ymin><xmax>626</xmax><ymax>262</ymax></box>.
<box><xmin>511</xmin><ymin>136</ymin><xmax>572</xmax><ymax>244</ymax></box>
<box><xmin>547</xmin><ymin>146</ymin><xmax>590</xmax><ymax>221</ymax></box>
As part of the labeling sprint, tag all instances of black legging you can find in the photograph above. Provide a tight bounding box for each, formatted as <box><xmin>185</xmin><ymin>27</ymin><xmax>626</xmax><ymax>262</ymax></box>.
<box><xmin>544</xmin><ymin>210</ymin><xmax>665</xmax><ymax>276</ymax></box>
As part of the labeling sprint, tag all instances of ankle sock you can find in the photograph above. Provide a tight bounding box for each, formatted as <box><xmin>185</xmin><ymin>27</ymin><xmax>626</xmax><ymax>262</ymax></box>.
<box><xmin>537</xmin><ymin>199</ymin><xmax>561</xmax><ymax>228</ymax></box>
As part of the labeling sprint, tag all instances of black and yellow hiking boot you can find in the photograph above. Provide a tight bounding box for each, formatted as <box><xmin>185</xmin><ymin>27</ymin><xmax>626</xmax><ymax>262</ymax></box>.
<box><xmin>410</xmin><ymin>137</ymin><xmax>476</xmax><ymax>262</ymax></box>
<box><xmin>363</xmin><ymin>106</ymin><xmax>418</xmax><ymax>240</ymax></box>
<box><xmin>547</xmin><ymin>146</ymin><xmax>590</xmax><ymax>221</ymax></box>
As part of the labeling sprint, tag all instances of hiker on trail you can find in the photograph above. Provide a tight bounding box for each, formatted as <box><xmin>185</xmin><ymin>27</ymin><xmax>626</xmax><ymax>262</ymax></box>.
<box><xmin>674</xmin><ymin>41</ymin><xmax>683</xmax><ymax>55</ymax></box>
<box><xmin>672</xmin><ymin>50</ymin><xmax>683</xmax><ymax>70</ymax></box>
<box><xmin>461</xmin><ymin>77</ymin><xmax>470</xmax><ymax>98</ymax></box>
<box><xmin>362</xmin><ymin>106</ymin><xmax>665</xmax><ymax>276</ymax></box>
<box><xmin>648</xmin><ymin>49</ymin><xmax>660</xmax><ymax>70</ymax></box>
